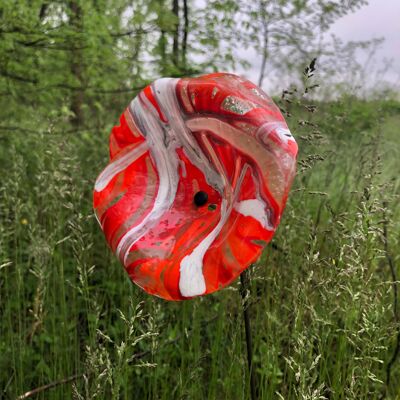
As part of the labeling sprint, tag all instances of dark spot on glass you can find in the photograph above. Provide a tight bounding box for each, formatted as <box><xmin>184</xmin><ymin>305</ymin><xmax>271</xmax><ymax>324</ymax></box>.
<box><xmin>208</xmin><ymin>203</ymin><xmax>217</xmax><ymax>211</ymax></box>
<box><xmin>194</xmin><ymin>191</ymin><xmax>208</xmax><ymax>207</ymax></box>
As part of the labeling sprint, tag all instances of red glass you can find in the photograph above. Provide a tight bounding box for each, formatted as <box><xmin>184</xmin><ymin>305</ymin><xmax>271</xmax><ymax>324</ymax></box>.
<box><xmin>93</xmin><ymin>73</ymin><xmax>297</xmax><ymax>300</ymax></box>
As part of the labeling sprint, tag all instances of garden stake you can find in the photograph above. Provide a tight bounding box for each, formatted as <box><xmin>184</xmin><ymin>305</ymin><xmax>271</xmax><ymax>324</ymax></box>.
<box><xmin>240</xmin><ymin>269</ymin><xmax>257</xmax><ymax>400</ymax></box>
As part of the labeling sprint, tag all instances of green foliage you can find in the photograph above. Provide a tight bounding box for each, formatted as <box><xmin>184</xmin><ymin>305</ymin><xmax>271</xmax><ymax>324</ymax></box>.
<box><xmin>1</xmin><ymin>95</ymin><xmax>400</xmax><ymax>400</ymax></box>
<box><xmin>1</xmin><ymin>1</ymin><xmax>400</xmax><ymax>399</ymax></box>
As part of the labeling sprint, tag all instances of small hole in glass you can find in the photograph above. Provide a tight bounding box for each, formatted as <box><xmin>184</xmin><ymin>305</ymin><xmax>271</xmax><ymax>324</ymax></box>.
<box><xmin>193</xmin><ymin>191</ymin><xmax>208</xmax><ymax>207</ymax></box>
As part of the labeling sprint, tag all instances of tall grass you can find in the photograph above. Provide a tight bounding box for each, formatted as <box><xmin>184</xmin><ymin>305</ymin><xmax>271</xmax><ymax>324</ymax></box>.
<box><xmin>0</xmin><ymin>97</ymin><xmax>399</xmax><ymax>399</ymax></box>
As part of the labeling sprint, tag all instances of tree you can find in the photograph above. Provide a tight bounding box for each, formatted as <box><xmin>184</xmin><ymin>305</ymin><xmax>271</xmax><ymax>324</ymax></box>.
<box><xmin>237</xmin><ymin>0</ymin><xmax>368</xmax><ymax>88</ymax></box>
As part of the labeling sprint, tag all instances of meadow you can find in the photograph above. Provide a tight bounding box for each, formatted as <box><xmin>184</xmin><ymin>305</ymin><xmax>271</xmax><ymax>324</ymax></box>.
<box><xmin>1</xmin><ymin>91</ymin><xmax>399</xmax><ymax>399</ymax></box>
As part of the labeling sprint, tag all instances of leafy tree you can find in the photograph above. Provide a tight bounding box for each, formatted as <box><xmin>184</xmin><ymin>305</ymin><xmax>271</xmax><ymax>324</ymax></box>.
<box><xmin>236</xmin><ymin>0</ymin><xmax>368</xmax><ymax>88</ymax></box>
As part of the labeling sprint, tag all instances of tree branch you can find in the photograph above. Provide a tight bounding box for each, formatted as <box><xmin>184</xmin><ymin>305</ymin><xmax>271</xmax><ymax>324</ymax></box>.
<box><xmin>16</xmin><ymin>374</ymin><xmax>83</xmax><ymax>400</ymax></box>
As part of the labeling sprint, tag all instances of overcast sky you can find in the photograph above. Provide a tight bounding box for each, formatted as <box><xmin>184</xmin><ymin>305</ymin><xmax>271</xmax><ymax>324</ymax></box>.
<box><xmin>330</xmin><ymin>0</ymin><xmax>400</xmax><ymax>82</ymax></box>
<box><xmin>236</xmin><ymin>0</ymin><xmax>400</xmax><ymax>92</ymax></box>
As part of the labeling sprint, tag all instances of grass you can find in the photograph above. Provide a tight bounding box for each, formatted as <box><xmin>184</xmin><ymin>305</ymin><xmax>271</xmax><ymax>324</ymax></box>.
<box><xmin>0</xmin><ymin>96</ymin><xmax>399</xmax><ymax>399</ymax></box>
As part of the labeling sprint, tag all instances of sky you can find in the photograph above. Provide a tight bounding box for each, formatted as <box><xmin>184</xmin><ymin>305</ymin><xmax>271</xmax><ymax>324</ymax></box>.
<box><xmin>330</xmin><ymin>0</ymin><xmax>400</xmax><ymax>83</ymax></box>
<box><xmin>236</xmin><ymin>0</ymin><xmax>400</xmax><ymax>93</ymax></box>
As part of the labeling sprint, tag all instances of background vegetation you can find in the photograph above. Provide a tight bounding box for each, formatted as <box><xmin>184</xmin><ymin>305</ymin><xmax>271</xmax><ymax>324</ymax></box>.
<box><xmin>0</xmin><ymin>1</ymin><xmax>399</xmax><ymax>399</ymax></box>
